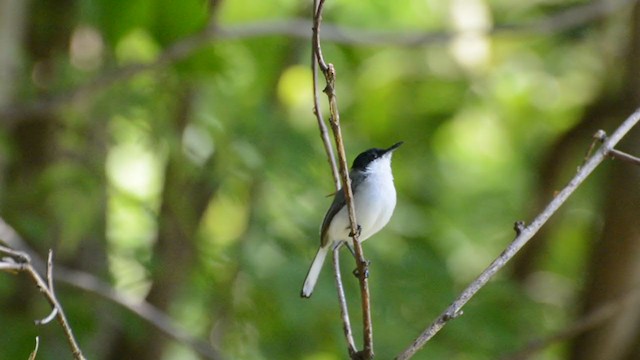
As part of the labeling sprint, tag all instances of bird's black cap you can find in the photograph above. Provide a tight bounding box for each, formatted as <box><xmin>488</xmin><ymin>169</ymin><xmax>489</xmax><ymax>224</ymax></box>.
<box><xmin>351</xmin><ymin>141</ymin><xmax>403</xmax><ymax>170</ymax></box>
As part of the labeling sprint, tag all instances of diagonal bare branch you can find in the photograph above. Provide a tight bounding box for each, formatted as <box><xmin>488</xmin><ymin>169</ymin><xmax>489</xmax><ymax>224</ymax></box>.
<box><xmin>0</xmin><ymin>217</ymin><xmax>222</xmax><ymax>360</ymax></box>
<box><xmin>396</xmin><ymin>107</ymin><xmax>640</xmax><ymax>359</ymax></box>
<box><xmin>0</xmin><ymin>246</ymin><xmax>86</xmax><ymax>360</ymax></box>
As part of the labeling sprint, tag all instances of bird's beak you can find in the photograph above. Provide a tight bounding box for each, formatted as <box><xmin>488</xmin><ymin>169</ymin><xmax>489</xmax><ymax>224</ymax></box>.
<box><xmin>384</xmin><ymin>141</ymin><xmax>404</xmax><ymax>154</ymax></box>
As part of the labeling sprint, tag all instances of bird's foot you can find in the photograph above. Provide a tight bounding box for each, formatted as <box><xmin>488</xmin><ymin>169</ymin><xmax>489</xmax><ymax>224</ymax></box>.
<box><xmin>349</xmin><ymin>225</ymin><xmax>362</xmax><ymax>239</ymax></box>
<box><xmin>352</xmin><ymin>259</ymin><xmax>371</xmax><ymax>279</ymax></box>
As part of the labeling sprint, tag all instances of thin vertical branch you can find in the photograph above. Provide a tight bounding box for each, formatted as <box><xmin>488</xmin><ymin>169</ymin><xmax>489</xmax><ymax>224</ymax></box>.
<box><xmin>311</xmin><ymin>29</ymin><xmax>340</xmax><ymax>189</ymax></box>
<box><xmin>311</xmin><ymin>0</ymin><xmax>353</xmax><ymax>354</ymax></box>
<box><xmin>333</xmin><ymin>245</ymin><xmax>357</xmax><ymax>356</ymax></box>
<box><xmin>46</xmin><ymin>250</ymin><xmax>55</xmax><ymax>294</ymax></box>
<box><xmin>35</xmin><ymin>250</ymin><xmax>59</xmax><ymax>326</ymax></box>
<box><xmin>396</xmin><ymin>107</ymin><xmax>640</xmax><ymax>359</ymax></box>
<box><xmin>28</xmin><ymin>337</ymin><xmax>40</xmax><ymax>360</ymax></box>
<box><xmin>311</xmin><ymin>0</ymin><xmax>374</xmax><ymax>358</ymax></box>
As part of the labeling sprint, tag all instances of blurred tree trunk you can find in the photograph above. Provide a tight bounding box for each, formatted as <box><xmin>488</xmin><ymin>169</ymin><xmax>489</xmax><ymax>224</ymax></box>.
<box><xmin>510</xmin><ymin>5</ymin><xmax>629</xmax><ymax>283</ymax></box>
<box><xmin>570</xmin><ymin>3</ymin><xmax>640</xmax><ymax>359</ymax></box>
<box><xmin>0</xmin><ymin>0</ymin><xmax>27</xmax><ymax>109</ymax></box>
<box><xmin>511</xmin><ymin>99</ymin><xmax>613</xmax><ymax>282</ymax></box>
<box><xmin>77</xmin><ymin>111</ymin><xmax>113</xmax><ymax>357</ymax></box>
<box><xmin>1</xmin><ymin>0</ymin><xmax>114</xmax><ymax>357</ymax></box>
<box><xmin>107</xmin><ymin>85</ymin><xmax>220</xmax><ymax>360</ymax></box>
<box><xmin>0</xmin><ymin>0</ymin><xmax>74</xmax><ymax>314</ymax></box>
<box><xmin>0</xmin><ymin>3</ymin><xmax>36</xmax><ymax>355</ymax></box>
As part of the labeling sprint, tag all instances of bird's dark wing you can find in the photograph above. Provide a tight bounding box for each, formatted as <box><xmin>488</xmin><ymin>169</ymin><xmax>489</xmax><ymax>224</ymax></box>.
<box><xmin>320</xmin><ymin>170</ymin><xmax>365</xmax><ymax>247</ymax></box>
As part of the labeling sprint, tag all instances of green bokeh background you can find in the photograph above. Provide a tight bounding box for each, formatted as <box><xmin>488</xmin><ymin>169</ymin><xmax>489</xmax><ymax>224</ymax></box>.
<box><xmin>1</xmin><ymin>0</ymin><xmax>638</xmax><ymax>359</ymax></box>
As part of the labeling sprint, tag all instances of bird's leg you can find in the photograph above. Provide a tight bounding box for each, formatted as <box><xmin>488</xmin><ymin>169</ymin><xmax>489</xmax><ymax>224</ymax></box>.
<box><xmin>348</xmin><ymin>246</ymin><xmax>370</xmax><ymax>280</ymax></box>
<box><xmin>344</xmin><ymin>241</ymin><xmax>356</xmax><ymax>257</ymax></box>
<box><xmin>343</xmin><ymin>226</ymin><xmax>370</xmax><ymax>279</ymax></box>
<box><xmin>332</xmin><ymin>240</ymin><xmax>345</xmax><ymax>252</ymax></box>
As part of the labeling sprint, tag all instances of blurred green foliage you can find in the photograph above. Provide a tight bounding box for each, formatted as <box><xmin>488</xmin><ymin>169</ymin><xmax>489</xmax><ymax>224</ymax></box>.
<box><xmin>0</xmin><ymin>0</ymin><xmax>631</xmax><ymax>359</ymax></box>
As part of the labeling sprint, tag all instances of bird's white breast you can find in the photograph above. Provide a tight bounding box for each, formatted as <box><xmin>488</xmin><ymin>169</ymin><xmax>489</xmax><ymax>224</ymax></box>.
<box><xmin>326</xmin><ymin>156</ymin><xmax>396</xmax><ymax>244</ymax></box>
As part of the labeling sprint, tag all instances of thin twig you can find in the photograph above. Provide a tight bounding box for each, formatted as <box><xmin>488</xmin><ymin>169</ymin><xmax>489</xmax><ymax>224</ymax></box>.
<box><xmin>46</xmin><ymin>250</ymin><xmax>54</xmax><ymax>289</ymax></box>
<box><xmin>0</xmin><ymin>217</ymin><xmax>222</xmax><ymax>360</ymax></box>
<box><xmin>581</xmin><ymin>129</ymin><xmax>607</xmax><ymax>167</ymax></box>
<box><xmin>35</xmin><ymin>250</ymin><xmax>58</xmax><ymax>326</ymax></box>
<box><xmin>311</xmin><ymin>0</ymin><xmax>340</xmax><ymax>190</ymax></box>
<box><xmin>333</xmin><ymin>244</ymin><xmax>357</xmax><ymax>356</ymax></box>
<box><xmin>28</xmin><ymin>336</ymin><xmax>39</xmax><ymax>360</ymax></box>
<box><xmin>609</xmin><ymin>148</ymin><xmax>640</xmax><ymax>166</ymax></box>
<box><xmin>311</xmin><ymin>0</ymin><xmax>352</xmax><ymax>353</ymax></box>
<box><xmin>0</xmin><ymin>243</ymin><xmax>30</xmax><ymax>261</ymax></box>
<box><xmin>0</xmin><ymin>261</ymin><xmax>25</xmax><ymax>271</ymax></box>
<box><xmin>312</xmin><ymin>0</ymin><xmax>374</xmax><ymax>358</ymax></box>
<box><xmin>34</xmin><ymin>306</ymin><xmax>58</xmax><ymax>326</ymax></box>
<box><xmin>395</xmin><ymin>107</ymin><xmax>640</xmax><ymax>360</ymax></box>
<box><xmin>0</xmin><ymin>247</ymin><xmax>86</xmax><ymax>360</ymax></box>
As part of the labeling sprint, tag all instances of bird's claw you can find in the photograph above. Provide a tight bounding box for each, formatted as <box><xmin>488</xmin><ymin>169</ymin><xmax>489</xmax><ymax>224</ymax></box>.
<box><xmin>352</xmin><ymin>259</ymin><xmax>371</xmax><ymax>279</ymax></box>
<box><xmin>349</xmin><ymin>225</ymin><xmax>362</xmax><ymax>238</ymax></box>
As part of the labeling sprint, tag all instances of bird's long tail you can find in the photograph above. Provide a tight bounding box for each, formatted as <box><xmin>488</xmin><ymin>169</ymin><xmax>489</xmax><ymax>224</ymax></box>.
<box><xmin>301</xmin><ymin>246</ymin><xmax>329</xmax><ymax>298</ymax></box>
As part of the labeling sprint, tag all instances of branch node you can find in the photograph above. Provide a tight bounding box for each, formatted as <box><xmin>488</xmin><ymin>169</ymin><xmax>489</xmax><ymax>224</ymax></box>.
<box><xmin>443</xmin><ymin>309</ymin><xmax>463</xmax><ymax>321</ymax></box>
<box><xmin>593</xmin><ymin>129</ymin><xmax>607</xmax><ymax>142</ymax></box>
<box><xmin>327</xmin><ymin>64</ymin><xmax>336</xmax><ymax>81</ymax></box>
<box><xmin>352</xmin><ymin>349</ymin><xmax>373</xmax><ymax>360</ymax></box>
<box><xmin>17</xmin><ymin>252</ymin><xmax>31</xmax><ymax>263</ymax></box>
<box><xmin>352</xmin><ymin>259</ymin><xmax>370</xmax><ymax>279</ymax></box>
<box><xmin>580</xmin><ymin>129</ymin><xmax>608</xmax><ymax>170</ymax></box>
<box><xmin>513</xmin><ymin>221</ymin><xmax>526</xmax><ymax>236</ymax></box>
<box><xmin>349</xmin><ymin>225</ymin><xmax>362</xmax><ymax>239</ymax></box>
<box><xmin>0</xmin><ymin>245</ymin><xmax>32</xmax><ymax>263</ymax></box>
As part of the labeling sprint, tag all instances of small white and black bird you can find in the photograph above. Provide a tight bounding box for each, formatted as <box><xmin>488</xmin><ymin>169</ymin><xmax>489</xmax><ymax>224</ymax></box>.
<box><xmin>301</xmin><ymin>142</ymin><xmax>403</xmax><ymax>298</ymax></box>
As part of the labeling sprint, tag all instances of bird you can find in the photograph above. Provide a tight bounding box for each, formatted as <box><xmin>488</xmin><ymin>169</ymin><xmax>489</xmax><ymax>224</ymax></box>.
<box><xmin>301</xmin><ymin>141</ymin><xmax>402</xmax><ymax>298</ymax></box>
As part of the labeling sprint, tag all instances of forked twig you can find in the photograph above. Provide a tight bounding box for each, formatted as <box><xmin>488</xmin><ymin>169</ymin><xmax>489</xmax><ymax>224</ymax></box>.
<box><xmin>0</xmin><ymin>217</ymin><xmax>221</xmax><ymax>360</ymax></box>
<box><xmin>0</xmin><ymin>247</ymin><xmax>86</xmax><ymax>360</ymax></box>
